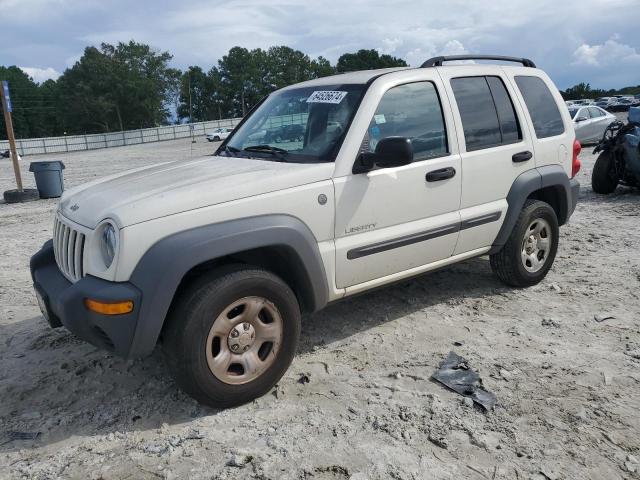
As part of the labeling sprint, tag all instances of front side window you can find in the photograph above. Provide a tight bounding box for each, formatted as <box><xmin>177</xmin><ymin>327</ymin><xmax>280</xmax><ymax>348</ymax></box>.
<box><xmin>451</xmin><ymin>76</ymin><xmax>522</xmax><ymax>151</ymax></box>
<box><xmin>515</xmin><ymin>76</ymin><xmax>565</xmax><ymax>138</ymax></box>
<box><xmin>362</xmin><ymin>82</ymin><xmax>448</xmax><ymax>161</ymax></box>
<box><xmin>225</xmin><ymin>84</ymin><xmax>366</xmax><ymax>163</ymax></box>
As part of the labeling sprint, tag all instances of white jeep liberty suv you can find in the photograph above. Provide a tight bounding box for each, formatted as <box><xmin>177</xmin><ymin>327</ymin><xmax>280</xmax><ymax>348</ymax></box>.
<box><xmin>31</xmin><ymin>55</ymin><xmax>581</xmax><ymax>407</ymax></box>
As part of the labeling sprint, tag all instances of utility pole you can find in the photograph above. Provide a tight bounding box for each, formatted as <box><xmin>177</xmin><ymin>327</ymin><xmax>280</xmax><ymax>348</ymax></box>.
<box><xmin>1</xmin><ymin>80</ymin><xmax>23</xmax><ymax>191</ymax></box>
<box><xmin>188</xmin><ymin>70</ymin><xmax>196</xmax><ymax>143</ymax></box>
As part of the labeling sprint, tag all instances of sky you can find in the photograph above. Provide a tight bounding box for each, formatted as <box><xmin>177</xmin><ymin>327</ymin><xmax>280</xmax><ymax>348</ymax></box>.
<box><xmin>1</xmin><ymin>0</ymin><xmax>639</xmax><ymax>90</ymax></box>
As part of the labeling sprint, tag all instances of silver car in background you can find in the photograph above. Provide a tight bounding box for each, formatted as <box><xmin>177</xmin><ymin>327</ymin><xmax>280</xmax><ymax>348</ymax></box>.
<box><xmin>206</xmin><ymin>127</ymin><xmax>233</xmax><ymax>142</ymax></box>
<box><xmin>569</xmin><ymin>105</ymin><xmax>616</xmax><ymax>144</ymax></box>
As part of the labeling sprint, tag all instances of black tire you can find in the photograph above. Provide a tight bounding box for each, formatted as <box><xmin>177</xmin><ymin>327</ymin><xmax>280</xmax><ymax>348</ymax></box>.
<box><xmin>591</xmin><ymin>151</ymin><xmax>619</xmax><ymax>194</ymax></box>
<box><xmin>213</xmin><ymin>136</ymin><xmax>220</xmax><ymax>141</ymax></box>
<box><xmin>163</xmin><ymin>264</ymin><xmax>301</xmax><ymax>408</ymax></box>
<box><xmin>490</xmin><ymin>199</ymin><xmax>559</xmax><ymax>288</ymax></box>
<box><xmin>3</xmin><ymin>188</ymin><xmax>39</xmax><ymax>203</ymax></box>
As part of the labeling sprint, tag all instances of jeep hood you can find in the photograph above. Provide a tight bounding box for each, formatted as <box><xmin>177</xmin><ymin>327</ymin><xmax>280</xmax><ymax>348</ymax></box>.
<box><xmin>59</xmin><ymin>156</ymin><xmax>334</xmax><ymax>228</ymax></box>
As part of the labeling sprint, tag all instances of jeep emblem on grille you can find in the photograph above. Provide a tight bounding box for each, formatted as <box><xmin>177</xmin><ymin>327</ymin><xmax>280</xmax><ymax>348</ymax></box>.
<box><xmin>70</xmin><ymin>204</ymin><xmax>79</xmax><ymax>211</ymax></box>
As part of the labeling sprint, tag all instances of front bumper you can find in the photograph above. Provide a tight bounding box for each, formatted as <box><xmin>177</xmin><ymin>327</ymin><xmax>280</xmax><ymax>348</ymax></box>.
<box><xmin>30</xmin><ymin>240</ymin><xmax>142</xmax><ymax>357</ymax></box>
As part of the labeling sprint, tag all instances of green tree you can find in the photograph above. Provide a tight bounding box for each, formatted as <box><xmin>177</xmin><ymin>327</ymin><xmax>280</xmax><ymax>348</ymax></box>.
<box><xmin>562</xmin><ymin>82</ymin><xmax>594</xmax><ymax>100</ymax></box>
<box><xmin>0</xmin><ymin>66</ymin><xmax>53</xmax><ymax>139</ymax></box>
<box><xmin>56</xmin><ymin>41</ymin><xmax>179</xmax><ymax>134</ymax></box>
<box><xmin>178</xmin><ymin>66</ymin><xmax>217</xmax><ymax>122</ymax></box>
<box><xmin>311</xmin><ymin>56</ymin><xmax>335</xmax><ymax>78</ymax></box>
<box><xmin>217</xmin><ymin>47</ymin><xmax>267</xmax><ymax>117</ymax></box>
<box><xmin>212</xmin><ymin>46</ymin><xmax>338</xmax><ymax>118</ymax></box>
<box><xmin>336</xmin><ymin>49</ymin><xmax>407</xmax><ymax>73</ymax></box>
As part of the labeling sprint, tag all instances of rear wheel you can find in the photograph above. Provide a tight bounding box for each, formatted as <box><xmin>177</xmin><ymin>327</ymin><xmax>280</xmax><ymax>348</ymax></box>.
<box><xmin>163</xmin><ymin>265</ymin><xmax>301</xmax><ymax>408</ymax></box>
<box><xmin>490</xmin><ymin>200</ymin><xmax>559</xmax><ymax>287</ymax></box>
<box><xmin>592</xmin><ymin>151</ymin><xmax>619</xmax><ymax>194</ymax></box>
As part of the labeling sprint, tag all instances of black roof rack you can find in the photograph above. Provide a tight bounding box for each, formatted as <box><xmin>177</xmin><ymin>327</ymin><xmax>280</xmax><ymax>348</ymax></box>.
<box><xmin>421</xmin><ymin>55</ymin><xmax>536</xmax><ymax>68</ymax></box>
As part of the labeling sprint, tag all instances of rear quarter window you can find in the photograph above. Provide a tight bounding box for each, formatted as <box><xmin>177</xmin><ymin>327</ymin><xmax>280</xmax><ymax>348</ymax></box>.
<box><xmin>515</xmin><ymin>76</ymin><xmax>565</xmax><ymax>138</ymax></box>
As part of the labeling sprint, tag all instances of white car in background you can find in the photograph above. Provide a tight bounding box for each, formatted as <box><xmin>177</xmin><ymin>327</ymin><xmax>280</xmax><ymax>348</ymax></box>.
<box><xmin>568</xmin><ymin>105</ymin><xmax>616</xmax><ymax>144</ymax></box>
<box><xmin>206</xmin><ymin>127</ymin><xmax>233</xmax><ymax>142</ymax></box>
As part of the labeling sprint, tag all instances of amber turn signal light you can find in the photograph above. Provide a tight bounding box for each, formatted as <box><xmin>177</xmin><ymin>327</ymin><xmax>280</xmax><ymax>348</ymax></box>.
<box><xmin>84</xmin><ymin>298</ymin><xmax>134</xmax><ymax>315</ymax></box>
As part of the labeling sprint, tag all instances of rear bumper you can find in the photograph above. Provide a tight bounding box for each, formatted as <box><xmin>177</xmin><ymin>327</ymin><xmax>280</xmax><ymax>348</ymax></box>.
<box><xmin>30</xmin><ymin>240</ymin><xmax>142</xmax><ymax>358</ymax></box>
<box><xmin>568</xmin><ymin>178</ymin><xmax>580</xmax><ymax>218</ymax></box>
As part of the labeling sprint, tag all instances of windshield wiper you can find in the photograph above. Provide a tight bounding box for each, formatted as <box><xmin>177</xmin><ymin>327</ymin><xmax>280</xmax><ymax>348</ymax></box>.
<box><xmin>243</xmin><ymin>145</ymin><xmax>289</xmax><ymax>161</ymax></box>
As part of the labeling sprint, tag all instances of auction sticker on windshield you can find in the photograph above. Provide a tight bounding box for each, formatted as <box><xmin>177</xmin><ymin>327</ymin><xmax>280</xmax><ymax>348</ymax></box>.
<box><xmin>307</xmin><ymin>91</ymin><xmax>348</xmax><ymax>104</ymax></box>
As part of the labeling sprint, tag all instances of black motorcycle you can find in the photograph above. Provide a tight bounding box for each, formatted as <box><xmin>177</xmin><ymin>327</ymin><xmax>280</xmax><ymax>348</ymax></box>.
<box><xmin>591</xmin><ymin>107</ymin><xmax>640</xmax><ymax>194</ymax></box>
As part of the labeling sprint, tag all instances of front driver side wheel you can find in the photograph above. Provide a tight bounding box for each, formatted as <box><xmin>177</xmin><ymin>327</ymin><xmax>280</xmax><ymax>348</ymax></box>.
<box><xmin>162</xmin><ymin>265</ymin><xmax>301</xmax><ymax>408</ymax></box>
<box><xmin>490</xmin><ymin>199</ymin><xmax>559</xmax><ymax>287</ymax></box>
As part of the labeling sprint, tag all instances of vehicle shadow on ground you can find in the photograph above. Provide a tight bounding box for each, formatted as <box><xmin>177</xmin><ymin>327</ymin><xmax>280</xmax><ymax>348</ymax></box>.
<box><xmin>0</xmin><ymin>257</ymin><xmax>507</xmax><ymax>452</ymax></box>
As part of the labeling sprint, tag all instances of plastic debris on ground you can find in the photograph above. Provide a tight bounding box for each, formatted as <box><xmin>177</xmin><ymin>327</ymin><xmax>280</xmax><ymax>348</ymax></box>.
<box><xmin>431</xmin><ymin>351</ymin><xmax>497</xmax><ymax>411</ymax></box>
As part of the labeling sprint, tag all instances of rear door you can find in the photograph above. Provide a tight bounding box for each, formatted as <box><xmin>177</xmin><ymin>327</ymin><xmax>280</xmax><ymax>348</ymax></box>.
<box><xmin>588</xmin><ymin>107</ymin><xmax>609</xmax><ymax>141</ymax></box>
<box><xmin>439</xmin><ymin>70</ymin><xmax>535</xmax><ymax>254</ymax></box>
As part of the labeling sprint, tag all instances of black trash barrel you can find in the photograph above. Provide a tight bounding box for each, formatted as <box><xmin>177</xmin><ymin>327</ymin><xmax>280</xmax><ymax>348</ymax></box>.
<box><xmin>29</xmin><ymin>161</ymin><xmax>65</xmax><ymax>198</ymax></box>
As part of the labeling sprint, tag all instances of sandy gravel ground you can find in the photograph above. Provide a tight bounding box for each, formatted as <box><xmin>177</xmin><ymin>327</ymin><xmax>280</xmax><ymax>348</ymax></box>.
<box><xmin>0</xmin><ymin>133</ymin><xmax>639</xmax><ymax>480</ymax></box>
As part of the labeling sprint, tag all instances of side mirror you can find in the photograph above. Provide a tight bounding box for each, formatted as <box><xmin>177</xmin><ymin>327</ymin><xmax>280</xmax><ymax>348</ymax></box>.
<box><xmin>575</xmin><ymin>116</ymin><xmax>588</xmax><ymax>123</ymax></box>
<box><xmin>352</xmin><ymin>137</ymin><xmax>414</xmax><ymax>174</ymax></box>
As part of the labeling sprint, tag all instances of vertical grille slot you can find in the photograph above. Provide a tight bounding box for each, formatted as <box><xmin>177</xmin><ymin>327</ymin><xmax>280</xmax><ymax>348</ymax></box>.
<box><xmin>52</xmin><ymin>214</ymin><xmax>86</xmax><ymax>282</ymax></box>
<box><xmin>74</xmin><ymin>234</ymin><xmax>84</xmax><ymax>279</ymax></box>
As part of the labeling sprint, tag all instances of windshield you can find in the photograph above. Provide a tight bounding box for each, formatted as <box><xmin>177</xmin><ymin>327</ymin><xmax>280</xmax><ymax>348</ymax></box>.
<box><xmin>223</xmin><ymin>84</ymin><xmax>366</xmax><ymax>163</ymax></box>
<box><xmin>567</xmin><ymin>108</ymin><xmax>579</xmax><ymax>119</ymax></box>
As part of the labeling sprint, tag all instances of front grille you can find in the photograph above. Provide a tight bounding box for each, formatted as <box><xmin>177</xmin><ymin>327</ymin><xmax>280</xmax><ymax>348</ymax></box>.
<box><xmin>53</xmin><ymin>215</ymin><xmax>85</xmax><ymax>282</ymax></box>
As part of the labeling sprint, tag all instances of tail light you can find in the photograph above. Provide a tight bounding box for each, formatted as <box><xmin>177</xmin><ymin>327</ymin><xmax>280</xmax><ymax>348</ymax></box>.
<box><xmin>571</xmin><ymin>139</ymin><xmax>581</xmax><ymax>178</ymax></box>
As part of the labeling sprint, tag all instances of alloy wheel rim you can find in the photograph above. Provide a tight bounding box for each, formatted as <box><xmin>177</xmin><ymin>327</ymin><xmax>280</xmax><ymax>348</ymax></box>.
<box><xmin>521</xmin><ymin>218</ymin><xmax>552</xmax><ymax>273</ymax></box>
<box><xmin>205</xmin><ymin>296</ymin><xmax>283</xmax><ymax>385</ymax></box>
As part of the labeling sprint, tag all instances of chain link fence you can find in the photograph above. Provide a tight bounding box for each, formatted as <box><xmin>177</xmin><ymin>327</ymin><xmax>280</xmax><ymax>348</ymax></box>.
<box><xmin>0</xmin><ymin>118</ymin><xmax>243</xmax><ymax>156</ymax></box>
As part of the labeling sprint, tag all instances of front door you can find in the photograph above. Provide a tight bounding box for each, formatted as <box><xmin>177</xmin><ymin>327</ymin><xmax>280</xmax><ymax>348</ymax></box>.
<box><xmin>334</xmin><ymin>80</ymin><xmax>462</xmax><ymax>289</ymax></box>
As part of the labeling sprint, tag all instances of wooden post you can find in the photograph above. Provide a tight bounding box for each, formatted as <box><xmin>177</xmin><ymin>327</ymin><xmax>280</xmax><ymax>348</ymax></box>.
<box><xmin>1</xmin><ymin>81</ymin><xmax>23</xmax><ymax>192</ymax></box>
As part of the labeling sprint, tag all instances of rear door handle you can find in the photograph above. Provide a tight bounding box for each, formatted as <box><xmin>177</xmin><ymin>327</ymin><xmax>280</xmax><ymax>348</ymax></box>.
<box><xmin>425</xmin><ymin>167</ymin><xmax>456</xmax><ymax>182</ymax></box>
<box><xmin>512</xmin><ymin>151</ymin><xmax>533</xmax><ymax>163</ymax></box>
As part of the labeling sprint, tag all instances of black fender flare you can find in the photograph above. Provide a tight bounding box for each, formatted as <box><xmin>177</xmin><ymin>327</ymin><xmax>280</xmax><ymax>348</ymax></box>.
<box><xmin>126</xmin><ymin>214</ymin><xmax>329</xmax><ymax>358</ymax></box>
<box><xmin>489</xmin><ymin>165</ymin><xmax>577</xmax><ymax>254</ymax></box>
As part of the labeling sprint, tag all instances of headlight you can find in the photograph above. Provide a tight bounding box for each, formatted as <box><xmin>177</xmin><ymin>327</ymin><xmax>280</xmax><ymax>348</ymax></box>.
<box><xmin>100</xmin><ymin>223</ymin><xmax>118</xmax><ymax>268</ymax></box>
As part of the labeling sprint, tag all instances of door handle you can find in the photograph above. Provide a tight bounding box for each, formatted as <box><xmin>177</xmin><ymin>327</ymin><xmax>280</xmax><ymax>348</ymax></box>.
<box><xmin>512</xmin><ymin>151</ymin><xmax>533</xmax><ymax>163</ymax></box>
<box><xmin>425</xmin><ymin>167</ymin><xmax>456</xmax><ymax>182</ymax></box>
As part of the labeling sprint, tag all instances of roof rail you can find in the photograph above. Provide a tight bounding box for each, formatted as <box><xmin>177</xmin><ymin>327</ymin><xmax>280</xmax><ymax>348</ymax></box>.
<box><xmin>421</xmin><ymin>55</ymin><xmax>536</xmax><ymax>68</ymax></box>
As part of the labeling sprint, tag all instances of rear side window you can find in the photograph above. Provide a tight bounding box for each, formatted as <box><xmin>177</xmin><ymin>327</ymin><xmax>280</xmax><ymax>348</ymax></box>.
<box><xmin>515</xmin><ymin>76</ymin><xmax>565</xmax><ymax>138</ymax></box>
<box><xmin>588</xmin><ymin>107</ymin><xmax>604</xmax><ymax>118</ymax></box>
<box><xmin>451</xmin><ymin>76</ymin><xmax>522</xmax><ymax>151</ymax></box>
<box><xmin>486</xmin><ymin>77</ymin><xmax>521</xmax><ymax>144</ymax></box>
<box><xmin>578</xmin><ymin>108</ymin><xmax>591</xmax><ymax>119</ymax></box>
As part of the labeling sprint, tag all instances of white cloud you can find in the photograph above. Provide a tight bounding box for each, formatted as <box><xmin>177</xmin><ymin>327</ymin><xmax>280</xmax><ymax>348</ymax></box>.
<box><xmin>1</xmin><ymin>0</ymin><xmax>639</xmax><ymax>89</ymax></box>
<box><xmin>572</xmin><ymin>36</ymin><xmax>640</xmax><ymax>67</ymax></box>
<box><xmin>19</xmin><ymin>66</ymin><xmax>61</xmax><ymax>83</ymax></box>
<box><xmin>440</xmin><ymin>40</ymin><xmax>468</xmax><ymax>56</ymax></box>
<box><xmin>378</xmin><ymin>38</ymin><xmax>403</xmax><ymax>55</ymax></box>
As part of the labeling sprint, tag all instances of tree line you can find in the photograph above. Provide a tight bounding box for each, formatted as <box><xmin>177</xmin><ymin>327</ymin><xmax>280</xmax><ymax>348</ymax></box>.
<box><xmin>560</xmin><ymin>82</ymin><xmax>640</xmax><ymax>100</ymax></box>
<box><xmin>0</xmin><ymin>41</ymin><xmax>406</xmax><ymax>140</ymax></box>
<box><xmin>3</xmin><ymin>40</ymin><xmax>638</xmax><ymax>140</ymax></box>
